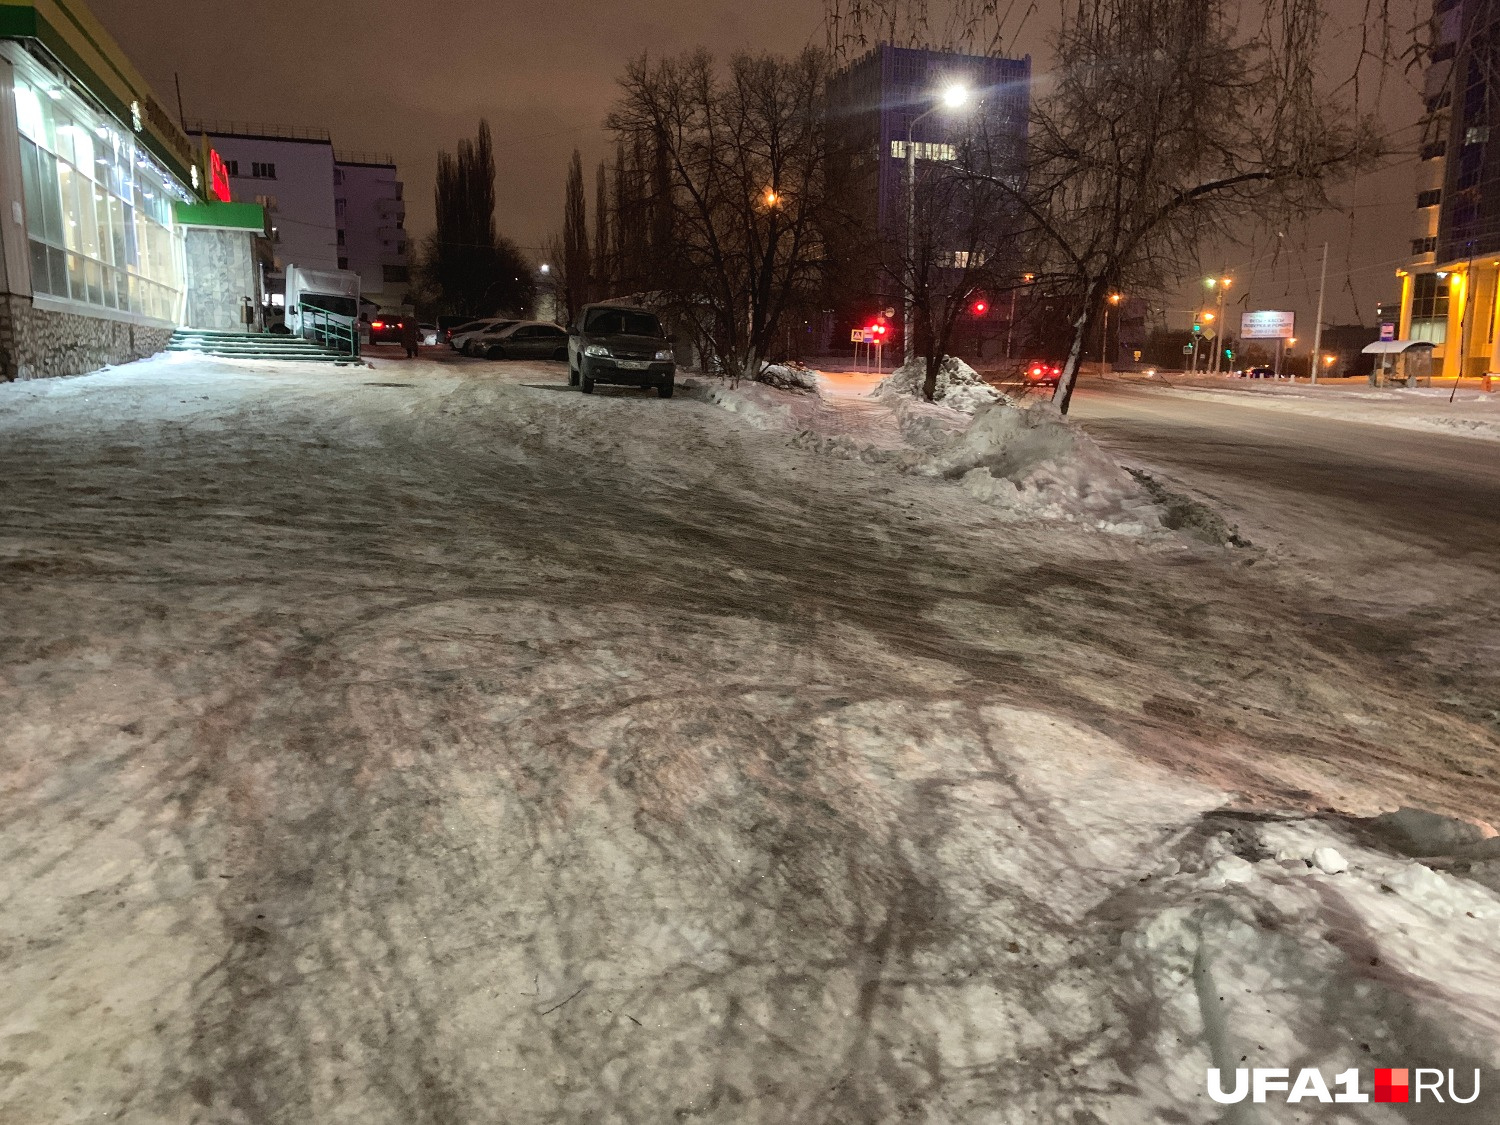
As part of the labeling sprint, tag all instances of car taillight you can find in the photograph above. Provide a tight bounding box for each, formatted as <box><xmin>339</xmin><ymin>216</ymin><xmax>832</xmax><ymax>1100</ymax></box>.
<box><xmin>373</xmin><ymin>321</ymin><xmax>384</xmax><ymax>329</ymax></box>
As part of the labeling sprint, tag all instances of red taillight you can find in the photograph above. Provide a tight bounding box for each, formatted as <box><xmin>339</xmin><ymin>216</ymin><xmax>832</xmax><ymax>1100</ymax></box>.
<box><xmin>373</xmin><ymin>321</ymin><xmax>384</xmax><ymax>329</ymax></box>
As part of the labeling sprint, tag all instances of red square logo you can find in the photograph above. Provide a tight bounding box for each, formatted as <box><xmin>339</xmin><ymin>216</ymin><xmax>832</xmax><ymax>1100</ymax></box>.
<box><xmin>1375</xmin><ymin>1069</ymin><xmax>1410</xmax><ymax>1103</ymax></box>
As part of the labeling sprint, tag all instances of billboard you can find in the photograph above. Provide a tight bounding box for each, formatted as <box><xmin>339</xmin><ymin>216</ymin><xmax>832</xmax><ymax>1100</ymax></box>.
<box><xmin>1241</xmin><ymin>310</ymin><xmax>1296</xmax><ymax>340</ymax></box>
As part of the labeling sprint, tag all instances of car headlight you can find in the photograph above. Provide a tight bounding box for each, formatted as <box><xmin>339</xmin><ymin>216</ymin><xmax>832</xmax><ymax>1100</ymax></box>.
<box><xmin>654</xmin><ymin>349</ymin><xmax>674</xmax><ymax>361</ymax></box>
<box><xmin>584</xmin><ymin>344</ymin><xmax>611</xmax><ymax>358</ymax></box>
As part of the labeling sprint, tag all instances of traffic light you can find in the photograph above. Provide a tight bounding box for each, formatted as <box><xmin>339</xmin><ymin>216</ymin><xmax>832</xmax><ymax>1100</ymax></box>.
<box><xmin>972</xmin><ymin>300</ymin><xmax>988</xmax><ymax>316</ymax></box>
<box><xmin>1224</xmin><ymin>348</ymin><xmax>1234</xmax><ymax>361</ymax></box>
<box><xmin>1192</xmin><ymin>323</ymin><xmax>1203</xmax><ymax>335</ymax></box>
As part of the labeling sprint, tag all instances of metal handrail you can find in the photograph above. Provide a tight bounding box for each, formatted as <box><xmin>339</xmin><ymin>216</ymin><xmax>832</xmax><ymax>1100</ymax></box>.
<box><xmin>300</xmin><ymin>307</ymin><xmax>360</xmax><ymax>359</ymax></box>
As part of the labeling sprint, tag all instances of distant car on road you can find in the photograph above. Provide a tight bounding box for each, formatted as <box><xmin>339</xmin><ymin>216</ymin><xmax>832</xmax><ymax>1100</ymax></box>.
<box><xmin>1023</xmin><ymin>360</ymin><xmax>1062</xmax><ymax>387</ymax></box>
<box><xmin>368</xmin><ymin>315</ymin><xmax>413</xmax><ymax>345</ymax></box>
<box><xmin>1244</xmin><ymin>364</ymin><xmax>1275</xmax><ymax>379</ymax></box>
<box><xmin>477</xmin><ymin>321</ymin><xmax>569</xmax><ymax>360</ymax></box>
<box><xmin>567</xmin><ymin>304</ymin><xmax>676</xmax><ymax>397</ymax></box>
<box><xmin>452</xmin><ymin>319</ymin><xmax>517</xmax><ymax>354</ymax></box>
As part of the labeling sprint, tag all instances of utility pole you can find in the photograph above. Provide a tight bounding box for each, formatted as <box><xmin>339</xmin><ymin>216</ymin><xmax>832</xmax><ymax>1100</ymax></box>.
<box><xmin>1211</xmin><ymin>278</ymin><xmax>1228</xmax><ymax>374</ymax></box>
<box><xmin>1310</xmin><ymin>242</ymin><xmax>1329</xmax><ymax>385</ymax></box>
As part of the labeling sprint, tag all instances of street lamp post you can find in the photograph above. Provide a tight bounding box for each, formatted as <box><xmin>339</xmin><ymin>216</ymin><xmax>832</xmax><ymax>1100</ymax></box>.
<box><xmin>1206</xmin><ymin>277</ymin><xmax>1232</xmax><ymax>375</ymax></box>
<box><xmin>1102</xmin><ymin>292</ymin><xmax>1122</xmax><ymax>373</ymax></box>
<box><xmin>905</xmin><ymin>84</ymin><xmax>970</xmax><ymax>366</ymax></box>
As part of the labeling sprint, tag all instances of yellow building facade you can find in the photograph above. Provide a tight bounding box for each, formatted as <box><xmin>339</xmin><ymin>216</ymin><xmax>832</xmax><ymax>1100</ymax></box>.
<box><xmin>1397</xmin><ymin>259</ymin><xmax>1500</xmax><ymax>381</ymax></box>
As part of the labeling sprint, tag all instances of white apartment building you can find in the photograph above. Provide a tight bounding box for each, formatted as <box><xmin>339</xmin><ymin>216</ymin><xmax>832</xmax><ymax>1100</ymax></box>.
<box><xmin>187</xmin><ymin>123</ymin><xmax>411</xmax><ymax>316</ymax></box>
<box><xmin>334</xmin><ymin>155</ymin><xmax>408</xmax><ymax>311</ymax></box>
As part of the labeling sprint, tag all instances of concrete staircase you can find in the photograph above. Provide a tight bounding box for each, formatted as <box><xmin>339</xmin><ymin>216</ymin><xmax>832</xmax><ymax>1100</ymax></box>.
<box><xmin>167</xmin><ymin>330</ymin><xmax>357</xmax><ymax>364</ymax></box>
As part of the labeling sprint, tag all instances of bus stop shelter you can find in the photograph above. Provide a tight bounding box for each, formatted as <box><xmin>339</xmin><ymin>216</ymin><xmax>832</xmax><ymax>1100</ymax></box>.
<box><xmin>1361</xmin><ymin>340</ymin><xmax>1437</xmax><ymax>388</ymax></box>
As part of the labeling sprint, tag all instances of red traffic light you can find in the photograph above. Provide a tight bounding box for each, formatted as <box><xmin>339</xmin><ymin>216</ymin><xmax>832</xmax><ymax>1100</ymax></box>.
<box><xmin>972</xmin><ymin>301</ymin><xmax>988</xmax><ymax>316</ymax></box>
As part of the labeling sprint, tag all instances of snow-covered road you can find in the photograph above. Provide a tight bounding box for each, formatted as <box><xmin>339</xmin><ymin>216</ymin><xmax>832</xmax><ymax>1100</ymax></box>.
<box><xmin>2</xmin><ymin>354</ymin><xmax>1498</xmax><ymax>1123</ymax></box>
<box><xmin>1071</xmin><ymin>382</ymin><xmax>1500</xmax><ymax>560</ymax></box>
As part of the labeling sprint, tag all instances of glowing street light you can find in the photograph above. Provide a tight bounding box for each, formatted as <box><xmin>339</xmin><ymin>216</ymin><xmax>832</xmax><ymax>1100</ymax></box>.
<box><xmin>942</xmin><ymin>84</ymin><xmax>970</xmax><ymax>109</ymax></box>
<box><xmin>1102</xmin><ymin>292</ymin><xmax>1124</xmax><ymax>373</ymax></box>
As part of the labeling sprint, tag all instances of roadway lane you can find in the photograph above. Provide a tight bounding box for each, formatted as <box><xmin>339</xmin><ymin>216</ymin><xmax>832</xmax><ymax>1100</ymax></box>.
<box><xmin>1070</xmin><ymin>383</ymin><xmax>1500</xmax><ymax>561</ymax></box>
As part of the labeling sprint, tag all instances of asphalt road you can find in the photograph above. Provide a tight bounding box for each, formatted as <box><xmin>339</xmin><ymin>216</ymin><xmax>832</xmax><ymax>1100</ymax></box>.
<box><xmin>1070</xmin><ymin>383</ymin><xmax>1500</xmax><ymax>561</ymax></box>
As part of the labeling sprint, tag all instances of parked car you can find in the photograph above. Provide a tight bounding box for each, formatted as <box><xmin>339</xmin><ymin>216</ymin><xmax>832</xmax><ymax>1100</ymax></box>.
<box><xmin>452</xmin><ymin>319</ymin><xmax>516</xmax><ymax>354</ymax></box>
<box><xmin>1023</xmin><ymin>359</ymin><xmax>1063</xmax><ymax>387</ymax></box>
<box><xmin>419</xmin><ymin>323</ymin><xmax>440</xmax><ymax>347</ymax></box>
<box><xmin>476</xmin><ymin>321</ymin><xmax>569</xmax><ymax>360</ymax></box>
<box><xmin>568</xmin><ymin>305</ymin><xmax>677</xmax><ymax>397</ymax></box>
<box><xmin>437</xmin><ymin>315</ymin><xmax>478</xmax><ymax>344</ymax></box>
<box><xmin>368</xmin><ymin>315</ymin><xmax>412</xmax><ymax>345</ymax></box>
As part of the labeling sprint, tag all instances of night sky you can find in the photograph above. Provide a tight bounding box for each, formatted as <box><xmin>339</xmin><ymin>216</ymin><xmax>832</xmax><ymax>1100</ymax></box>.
<box><xmin>91</xmin><ymin>0</ymin><xmax>1418</xmax><ymax>329</ymax></box>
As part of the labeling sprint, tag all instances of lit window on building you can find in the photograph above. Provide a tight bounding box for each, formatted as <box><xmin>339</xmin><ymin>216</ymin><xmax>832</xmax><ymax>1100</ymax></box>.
<box><xmin>1409</xmin><ymin>272</ymin><xmax>1449</xmax><ymax>345</ymax></box>
<box><xmin>890</xmin><ymin>141</ymin><xmax>958</xmax><ymax>161</ymax></box>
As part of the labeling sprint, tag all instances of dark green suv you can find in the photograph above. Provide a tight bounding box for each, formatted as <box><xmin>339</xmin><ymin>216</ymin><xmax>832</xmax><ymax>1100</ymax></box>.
<box><xmin>567</xmin><ymin>304</ymin><xmax>676</xmax><ymax>397</ymax></box>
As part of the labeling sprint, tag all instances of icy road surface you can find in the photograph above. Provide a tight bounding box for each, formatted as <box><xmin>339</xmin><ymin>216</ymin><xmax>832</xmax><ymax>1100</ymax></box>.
<box><xmin>2</xmin><ymin>353</ymin><xmax>1498</xmax><ymax>1124</ymax></box>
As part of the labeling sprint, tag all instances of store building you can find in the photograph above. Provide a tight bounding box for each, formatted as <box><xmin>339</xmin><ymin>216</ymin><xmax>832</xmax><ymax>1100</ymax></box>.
<box><xmin>1398</xmin><ymin>0</ymin><xmax>1500</xmax><ymax>381</ymax></box>
<box><xmin>0</xmin><ymin>0</ymin><xmax>265</xmax><ymax>380</ymax></box>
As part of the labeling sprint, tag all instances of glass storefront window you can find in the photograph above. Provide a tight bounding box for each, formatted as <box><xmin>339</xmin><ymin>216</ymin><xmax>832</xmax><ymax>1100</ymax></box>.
<box><xmin>11</xmin><ymin>60</ymin><xmax>186</xmax><ymax>324</ymax></box>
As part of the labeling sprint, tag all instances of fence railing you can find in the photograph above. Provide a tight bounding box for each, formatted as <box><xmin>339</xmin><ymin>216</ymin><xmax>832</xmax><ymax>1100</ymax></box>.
<box><xmin>186</xmin><ymin>119</ymin><xmax>331</xmax><ymax>143</ymax></box>
<box><xmin>300</xmin><ymin>307</ymin><xmax>360</xmax><ymax>359</ymax></box>
<box><xmin>335</xmin><ymin>149</ymin><xmax>396</xmax><ymax>167</ymax></box>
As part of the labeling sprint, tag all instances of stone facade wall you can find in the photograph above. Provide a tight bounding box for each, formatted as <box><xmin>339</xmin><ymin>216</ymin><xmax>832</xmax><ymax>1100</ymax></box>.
<box><xmin>185</xmin><ymin>229</ymin><xmax>258</xmax><ymax>331</ymax></box>
<box><xmin>0</xmin><ymin>295</ymin><xmax>174</xmax><ymax>382</ymax></box>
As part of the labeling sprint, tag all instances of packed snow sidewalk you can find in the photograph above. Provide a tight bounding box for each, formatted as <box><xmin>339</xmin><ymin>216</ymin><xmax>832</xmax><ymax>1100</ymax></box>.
<box><xmin>1</xmin><ymin>351</ymin><xmax>1497</xmax><ymax>1124</ymax></box>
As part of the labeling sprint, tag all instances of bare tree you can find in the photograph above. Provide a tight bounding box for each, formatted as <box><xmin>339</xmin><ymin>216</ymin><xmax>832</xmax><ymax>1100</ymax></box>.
<box><xmin>593</xmin><ymin>161</ymin><xmax>612</xmax><ymax>299</ymax></box>
<box><xmin>562</xmin><ymin>150</ymin><xmax>590</xmax><ymax>321</ymax></box>
<box><xmin>607</xmin><ymin>49</ymin><xmax>838</xmax><ymax>384</ymax></box>
<box><xmin>824</xmin><ymin>0</ymin><xmax>1031</xmax><ymax>56</ymax></box>
<box><xmin>965</xmin><ymin>0</ymin><xmax>1382</xmax><ymax>412</ymax></box>
<box><xmin>890</xmin><ymin>112</ymin><xmax>1028</xmax><ymax>399</ymax></box>
<box><xmin>420</xmin><ymin>121</ymin><xmax>537</xmax><ymax>318</ymax></box>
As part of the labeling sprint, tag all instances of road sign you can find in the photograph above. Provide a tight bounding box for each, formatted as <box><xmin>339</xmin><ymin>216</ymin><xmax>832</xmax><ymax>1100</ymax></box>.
<box><xmin>883</xmin><ymin>307</ymin><xmax>896</xmax><ymax>319</ymax></box>
<box><xmin>1183</xmin><ymin>344</ymin><xmax>1194</xmax><ymax>355</ymax></box>
<box><xmin>850</xmin><ymin>329</ymin><xmax>864</xmax><ymax>343</ymax></box>
<box><xmin>1241</xmin><ymin>310</ymin><xmax>1296</xmax><ymax>340</ymax></box>
<box><xmin>1380</xmin><ymin>322</ymin><xmax>1396</xmax><ymax>341</ymax></box>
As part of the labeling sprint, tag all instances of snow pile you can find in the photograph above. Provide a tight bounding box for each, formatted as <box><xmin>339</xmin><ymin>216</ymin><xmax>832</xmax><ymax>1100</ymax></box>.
<box><xmin>925</xmin><ymin>399</ymin><xmax>1163</xmax><ymax>533</ymax></box>
<box><xmin>1113</xmin><ymin>814</ymin><xmax>1500</xmax><ymax>1115</ymax></box>
<box><xmin>755</xmin><ymin>362</ymin><xmax>819</xmax><ymax>393</ymax></box>
<box><xmin>875</xmin><ymin>355</ymin><xmax>1003</xmax><ymax>414</ymax></box>
<box><xmin>678</xmin><ymin>374</ymin><xmax>820</xmax><ymax>432</ymax></box>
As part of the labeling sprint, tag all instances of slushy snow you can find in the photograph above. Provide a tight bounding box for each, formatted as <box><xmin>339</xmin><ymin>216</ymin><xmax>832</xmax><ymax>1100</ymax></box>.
<box><xmin>0</xmin><ymin>350</ymin><xmax>1496</xmax><ymax>1123</ymax></box>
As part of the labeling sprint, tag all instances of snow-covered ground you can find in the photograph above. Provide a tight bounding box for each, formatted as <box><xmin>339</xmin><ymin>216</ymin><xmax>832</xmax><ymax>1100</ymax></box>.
<box><xmin>1114</xmin><ymin>373</ymin><xmax>1500</xmax><ymax>442</ymax></box>
<box><xmin>2</xmin><ymin>351</ymin><xmax>1497</xmax><ymax>1123</ymax></box>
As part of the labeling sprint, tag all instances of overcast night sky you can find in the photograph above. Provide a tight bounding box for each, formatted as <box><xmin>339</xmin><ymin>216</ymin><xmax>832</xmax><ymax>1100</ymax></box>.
<box><xmin>92</xmin><ymin>0</ymin><xmax>1422</xmax><ymax>330</ymax></box>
